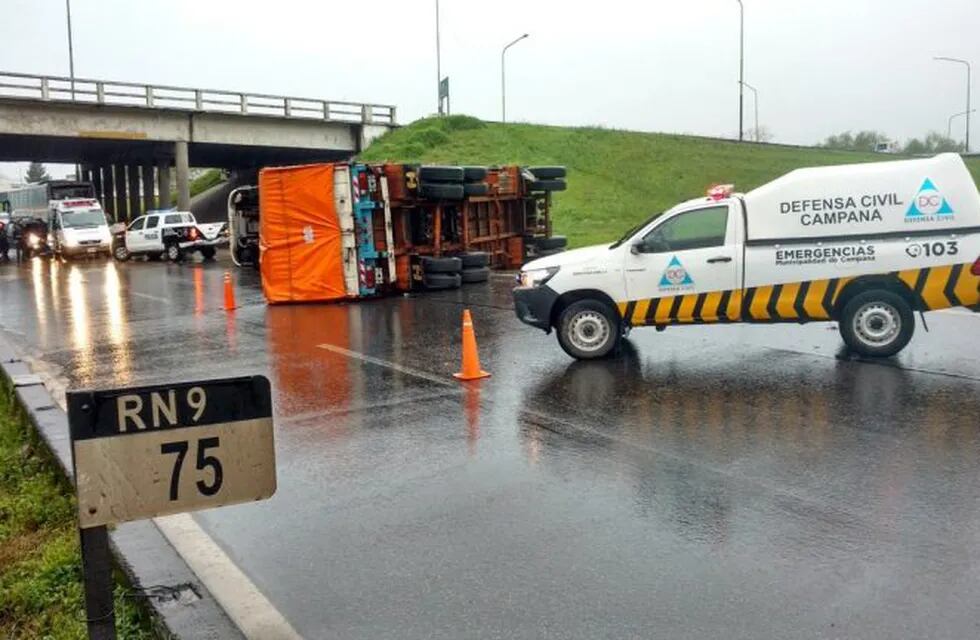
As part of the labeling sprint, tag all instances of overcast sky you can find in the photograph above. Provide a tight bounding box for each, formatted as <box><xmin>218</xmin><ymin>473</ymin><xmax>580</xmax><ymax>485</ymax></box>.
<box><xmin>1</xmin><ymin>0</ymin><xmax>977</xmax><ymax>180</ymax></box>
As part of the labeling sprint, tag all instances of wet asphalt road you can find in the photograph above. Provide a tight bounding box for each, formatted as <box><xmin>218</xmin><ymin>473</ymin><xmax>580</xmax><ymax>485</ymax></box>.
<box><xmin>1</xmin><ymin>254</ymin><xmax>979</xmax><ymax>639</ymax></box>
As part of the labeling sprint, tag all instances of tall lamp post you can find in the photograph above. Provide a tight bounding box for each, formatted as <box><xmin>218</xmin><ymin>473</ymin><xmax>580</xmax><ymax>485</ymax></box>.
<box><xmin>947</xmin><ymin>109</ymin><xmax>976</xmax><ymax>147</ymax></box>
<box><xmin>742</xmin><ymin>81</ymin><xmax>759</xmax><ymax>141</ymax></box>
<box><xmin>501</xmin><ymin>33</ymin><xmax>529</xmax><ymax>123</ymax></box>
<box><xmin>435</xmin><ymin>0</ymin><xmax>442</xmax><ymax>115</ymax></box>
<box><xmin>736</xmin><ymin>0</ymin><xmax>744</xmax><ymax>142</ymax></box>
<box><xmin>66</xmin><ymin>0</ymin><xmax>76</xmax><ymax>99</ymax></box>
<box><xmin>935</xmin><ymin>56</ymin><xmax>972</xmax><ymax>152</ymax></box>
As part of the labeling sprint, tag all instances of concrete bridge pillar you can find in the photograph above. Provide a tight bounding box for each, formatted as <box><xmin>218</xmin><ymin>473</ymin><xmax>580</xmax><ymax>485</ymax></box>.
<box><xmin>157</xmin><ymin>161</ymin><xmax>171</xmax><ymax>209</ymax></box>
<box><xmin>127</xmin><ymin>164</ymin><xmax>140</xmax><ymax>221</ymax></box>
<box><xmin>102</xmin><ymin>165</ymin><xmax>115</xmax><ymax>221</ymax></box>
<box><xmin>92</xmin><ymin>167</ymin><xmax>104</xmax><ymax>206</ymax></box>
<box><xmin>175</xmin><ymin>141</ymin><xmax>190</xmax><ymax>211</ymax></box>
<box><xmin>113</xmin><ymin>166</ymin><xmax>128</xmax><ymax>222</ymax></box>
<box><xmin>80</xmin><ymin>165</ymin><xmax>93</xmax><ymax>184</ymax></box>
<box><xmin>141</xmin><ymin>165</ymin><xmax>154</xmax><ymax>214</ymax></box>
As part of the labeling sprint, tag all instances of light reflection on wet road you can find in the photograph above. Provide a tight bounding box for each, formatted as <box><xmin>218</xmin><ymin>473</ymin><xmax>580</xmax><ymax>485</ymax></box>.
<box><xmin>1</xmin><ymin>255</ymin><xmax>979</xmax><ymax>639</ymax></box>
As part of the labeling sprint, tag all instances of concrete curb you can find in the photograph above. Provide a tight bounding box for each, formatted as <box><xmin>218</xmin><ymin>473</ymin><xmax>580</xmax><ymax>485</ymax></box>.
<box><xmin>0</xmin><ymin>337</ymin><xmax>243</xmax><ymax>640</ymax></box>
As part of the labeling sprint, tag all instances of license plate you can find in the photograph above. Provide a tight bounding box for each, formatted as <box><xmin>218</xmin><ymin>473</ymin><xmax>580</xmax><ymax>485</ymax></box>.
<box><xmin>87</xmin><ymin>248</ymin><xmax>97</xmax><ymax>253</ymax></box>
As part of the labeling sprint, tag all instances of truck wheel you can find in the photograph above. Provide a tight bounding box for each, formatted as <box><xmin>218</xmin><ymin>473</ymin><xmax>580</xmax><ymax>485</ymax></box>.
<box><xmin>458</xmin><ymin>251</ymin><xmax>489</xmax><ymax>269</ymax></box>
<box><xmin>528</xmin><ymin>166</ymin><xmax>567</xmax><ymax>179</ymax></box>
<box><xmin>556</xmin><ymin>300</ymin><xmax>621</xmax><ymax>360</ymax></box>
<box><xmin>527</xmin><ymin>179</ymin><xmax>567</xmax><ymax>192</ymax></box>
<box><xmin>420</xmin><ymin>255</ymin><xmax>462</xmax><ymax>274</ymax></box>
<box><xmin>419</xmin><ymin>166</ymin><xmax>464</xmax><ymax>183</ymax></box>
<box><xmin>534</xmin><ymin>236</ymin><xmax>568</xmax><ymax>250</ymax></box>
<box><xmin>165</xmin><ymin>243</ymin><xmax>183</xmax><ymax>263</ymax></box>
<box><xmin>423</xmin><ymin>272</ymin><xmax>462</xmax><ymax>290</ymax></box>
<box><xmin>463</xmin><ymin>182</ymin><xmax>489</xmax><ymax>197</ymax></box>
<box><xmin>462</xmin><ymin>166</ymin><xmax>488</xmax><ymax>182</ymax></box>
<box><xmin>420</xmin><ymin>183</ymin><xmax>465</xmax><ymax>200</ymax></box>
<box><xmin>461</xmin><ymin>266</ymin><xmax>490</xmax><ymax>283</ymax></box>
<box><xmin>839</xmin><ymin>289</ymin><xmax>914</xmax><ymax>357</ymax></box>
<box><xmin>200</xmin><ymin>246</ymin><xmax>217</xmax><ymax>261</ymax></box>
<box><xmin>113</xmin><ymin>243</ymin><xmax>130</xmax><ymax>262</ymax></box>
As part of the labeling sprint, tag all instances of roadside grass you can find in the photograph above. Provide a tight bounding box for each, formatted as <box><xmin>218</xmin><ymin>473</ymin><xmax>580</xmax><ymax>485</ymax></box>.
<box><xmin>362</xmin><ymin>116</ymin><xmax>980</xmax><ymax>248</ymax></box>
<box><xmin>0</xmin><ymin>382</ymin><xmax>155</xmax><ymax>639</ymax></box>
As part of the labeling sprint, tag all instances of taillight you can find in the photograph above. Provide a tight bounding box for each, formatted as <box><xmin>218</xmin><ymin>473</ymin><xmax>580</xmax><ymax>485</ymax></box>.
<box><xmin>971</xmin><ymin>256</ymin><xmax>980</xmax><ymax>276</ymax></box>
<box><xmin>189</xmin><ymin>228</ymin><xmax>199</xmax><ymax>240</ymax></box>
<box><xmin>357</xmin><ymin>171</ymin><xmax>369</xmax><ymax>192</ymax></box>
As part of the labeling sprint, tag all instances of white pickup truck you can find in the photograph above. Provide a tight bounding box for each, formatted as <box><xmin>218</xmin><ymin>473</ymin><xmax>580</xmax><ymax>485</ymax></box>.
<box><xmin>514</xmin><ymin>153</ymin><xmax>980</xmax><ymax>359</ymax></box>
<box><xmin>112</xmin><ymin>210</ymin><xmax>227</xmax><ymax>262</ymax></box>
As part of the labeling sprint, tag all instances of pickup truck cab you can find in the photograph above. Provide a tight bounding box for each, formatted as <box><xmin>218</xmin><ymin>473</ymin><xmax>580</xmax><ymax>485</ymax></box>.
<box><xmin>112</xmin><ymin>210</ymin><xmax>227</xmax><ymax>262</ymax></box>
<box><xmin>514</xmin><ymin>154</ymin><xmax>980</xmax><ymax>359</ymax></box>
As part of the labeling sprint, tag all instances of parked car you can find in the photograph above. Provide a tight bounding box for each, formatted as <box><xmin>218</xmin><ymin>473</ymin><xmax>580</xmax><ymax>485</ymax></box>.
<box><xmin>112</xmin><ymin>211</ymin><xmax>228</xmax><ymax>262</ymax></box>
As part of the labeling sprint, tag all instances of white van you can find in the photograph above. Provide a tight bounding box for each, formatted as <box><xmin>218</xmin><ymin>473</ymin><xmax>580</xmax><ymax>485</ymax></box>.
<box><xmin>513</xmin><ymin>153</ymin><xmax>980</xmax><ymax>359</ymax></box>
<box><xmin>48</xmin><ymin>198</ymin><xmax>112</xmax><ymax>259</ymax></box>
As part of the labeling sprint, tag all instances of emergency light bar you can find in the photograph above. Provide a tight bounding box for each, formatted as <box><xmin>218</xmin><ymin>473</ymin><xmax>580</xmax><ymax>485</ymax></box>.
<box><xmin>63</xmin><ymin>199</ymin><xmax>98</xmax><ymax>208</ymax></box>
<box><xmin>706</xmin><ymin>184</ymin><xmax>734</xmax><ymax>200</ymax></box>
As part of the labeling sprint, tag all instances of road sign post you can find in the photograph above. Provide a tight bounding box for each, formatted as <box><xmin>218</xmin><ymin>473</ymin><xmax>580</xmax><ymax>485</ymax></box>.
<box><xmin>67</xmin><ymin>375</ymin><xmax>277</xmax><ymax>638</ymax></box>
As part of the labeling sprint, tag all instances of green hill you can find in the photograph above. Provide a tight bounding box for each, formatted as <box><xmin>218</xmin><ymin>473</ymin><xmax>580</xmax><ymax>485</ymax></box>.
<box><xmin>361</xmin><ymin>116</ymin><xmax>980</xmax><ymax>248</ymax></box>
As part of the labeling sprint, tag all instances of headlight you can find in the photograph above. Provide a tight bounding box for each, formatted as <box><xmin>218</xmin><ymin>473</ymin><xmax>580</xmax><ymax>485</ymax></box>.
<box><xmin>519</xmin><ymin>266</ymin><xmax>559</xmax><ymax>287</ymax></box>
<box><xmin>64</xmin><ymin>234</ymin><xmax>79</xmax><ymax>248</ymax></box>
<box><xmin>27</xmin><ymin>233</ymin><xmax>40</xmax><ymax>248</ymax></box>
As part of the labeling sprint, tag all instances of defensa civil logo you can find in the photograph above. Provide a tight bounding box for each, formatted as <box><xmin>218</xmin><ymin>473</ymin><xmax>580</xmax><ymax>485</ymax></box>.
<box><xmin>659</xmin><ymin>255</ymin><xmax>694</xmax><ymax>291</ymax></box>
<box><xmin>906</xmin><ymin>178</ymin><xmax>954</xmax><ymax>222</ymax></box>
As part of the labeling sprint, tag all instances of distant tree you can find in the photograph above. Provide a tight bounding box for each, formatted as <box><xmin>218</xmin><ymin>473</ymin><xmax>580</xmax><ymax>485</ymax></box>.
<box><xmin>24</xmin><ymin>162</ymin><xmax>50</xmax><ymax>183</ymax></box>
<box><xmin>821</xmin><ymin>130</ymin><xmax>888</xmax><ymax>152</ymax></box>
<box><xmin>903</xmin><ymin>131</ymin><xmax>961</xmax><ymax>155</ymax></box>
<box><xmin>747</xmin><ymin>126</ymin><xmax>774</xmax><ymax>143</ymax></box>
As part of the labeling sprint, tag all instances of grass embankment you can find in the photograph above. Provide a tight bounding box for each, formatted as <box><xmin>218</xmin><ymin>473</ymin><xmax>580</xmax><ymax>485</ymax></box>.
<box><xmin>0</xmin><ymin>383</ymin><xmax>154</xmax><ymax>639</ymax></box>
<box><xmin>361</xmin><ymin>116</ymin><xmax>980</xmax><ymax>248</ymax></box>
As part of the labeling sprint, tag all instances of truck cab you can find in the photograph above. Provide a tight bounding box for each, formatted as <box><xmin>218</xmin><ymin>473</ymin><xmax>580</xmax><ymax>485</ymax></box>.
<box><xmin>48</xmin><ymin>198</ymin><xmax>112</xmax><ymax>259</ymax></box>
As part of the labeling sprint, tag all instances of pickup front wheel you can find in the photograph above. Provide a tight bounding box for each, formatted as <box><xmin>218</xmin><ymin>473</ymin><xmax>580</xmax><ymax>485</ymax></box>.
<box><xmin>113</xmin><ymin>243</ymin><xmax>130</xmax><ymax>262</ymax></box>
<box><xmin>165</xmin><ymin>243</ymin><xmax>182</xmax><ymax>263</ymax></box>
<box><xmin>556</xmin><ymin>299</ymin><xmax>621</xmax><ymax>360</ymax></box>
<box><xmin>839</xmin><ymin>289</ymin><xmax>914</xmax><ymax>357</ymax></box>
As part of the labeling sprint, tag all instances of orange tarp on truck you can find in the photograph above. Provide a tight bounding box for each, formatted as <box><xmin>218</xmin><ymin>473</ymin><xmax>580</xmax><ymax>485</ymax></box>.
<box><xmin>259</xmin><ymin>163</ymin><xmax>347</xmax><ymax>303</ymax></box>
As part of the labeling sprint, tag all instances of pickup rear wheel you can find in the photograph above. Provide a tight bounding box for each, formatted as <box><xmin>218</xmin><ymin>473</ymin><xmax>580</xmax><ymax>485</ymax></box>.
<box><xmin>556</xmin><ymin>299</ymin><xmax>621</xmax><ymax>360</ymax></box>
<box><xmin>113</xmin><ymin>243</ymin><xmax>130</xmax><ymax>262</ymax></box>
<box><xmin>839</xmin><ymin>289</ymin><xmax>914</xmax><ymax>357</ymax></box>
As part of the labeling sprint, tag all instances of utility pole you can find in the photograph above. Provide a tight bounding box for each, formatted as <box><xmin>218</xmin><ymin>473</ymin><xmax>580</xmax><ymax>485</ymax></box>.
<box><xmin>935</xmin><ymin>56</ymin><xmax>972</xmax><ymax>152</ymax></box>
<box><xmin>947</xmin><ymin>109</ymin><xmax>976</xmax><ymax>147</ymax></box>
<box><xmin>435</xmin><ymin>0</ymin><xmax>442</xmax><ymax>115</ymax></box>
<box><xmin>66</xmin><ymin>0</ymin><xmax>76</xmax><ymax>100</ymax></box>
<box><xmin>742</xmin><ymin>81</ymin><xmax>759</xmax><ymax>141</ymax></box>
<box><xmin>736</xmin><ymin>0</ymin><xmax>744</xmax><ymax>142</ymax></box>
<box><xmin>501</xmin><ymin>33</ymin><xmax>529</xmax><ymax>123</ymax></box>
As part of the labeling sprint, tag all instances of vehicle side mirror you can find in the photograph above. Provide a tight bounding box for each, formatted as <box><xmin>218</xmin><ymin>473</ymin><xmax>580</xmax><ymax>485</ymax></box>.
<box><xmin>630</xmin><ymin>240</ymin><xmax>644</xmax><ymax>255</ymax></box>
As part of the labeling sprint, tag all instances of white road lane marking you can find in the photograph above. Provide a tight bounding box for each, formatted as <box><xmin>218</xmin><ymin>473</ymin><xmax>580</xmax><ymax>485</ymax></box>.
<box><xmin>316</xmin><ymin>342</ymin><xmax>454</xmax><ymax>386</ymax></box>
<box><xmin>154</xmin><ymin>513</ymin><xmax>304</xmax><ymax>640</ymax></box>
<box><xmin>131</xmin><ymin>291</ymin><xmax>171</xmax><ymax>302</ymax></box>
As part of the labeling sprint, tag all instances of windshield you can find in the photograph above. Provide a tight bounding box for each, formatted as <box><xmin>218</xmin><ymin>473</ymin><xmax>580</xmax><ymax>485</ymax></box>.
<box><xmin>61</xmin><ymin>210</ymin><xmax>108</xmax><ymax>228</ymax></box>
<box><xmin>609</xmin><ymin>210</ymin><xmax>664</xmax><ymax>248</ymax></box>
<box><xmin>50</xmin><ymin>185</ymin><xmax>96</xmax><ymax>200</ymax></box>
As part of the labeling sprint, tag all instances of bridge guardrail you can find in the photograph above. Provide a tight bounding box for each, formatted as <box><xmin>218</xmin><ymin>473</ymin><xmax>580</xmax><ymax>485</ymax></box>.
<box><xmin>0</xmin><ymin>71</ymin><xmax>396</xmax><ymax>125</ymax></box>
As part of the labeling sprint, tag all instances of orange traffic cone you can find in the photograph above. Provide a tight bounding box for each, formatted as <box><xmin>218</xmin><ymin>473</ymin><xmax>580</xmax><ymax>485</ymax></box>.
<box><xmin>454</xmin><ymin>309</ymin><xmax>491</xmax><ymax>381</ymax></box>
<box><xmin>223</xmin><ymin>271</ymin><xmax>237</xmax><ymax>311</ymax></box>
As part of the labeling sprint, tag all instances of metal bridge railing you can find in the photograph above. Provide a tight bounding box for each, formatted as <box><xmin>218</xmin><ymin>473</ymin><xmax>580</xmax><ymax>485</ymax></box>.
<box><xmin>0</xmin><ymin>71</ymin><xmax>396</xmax><ymax>125</ymax></box>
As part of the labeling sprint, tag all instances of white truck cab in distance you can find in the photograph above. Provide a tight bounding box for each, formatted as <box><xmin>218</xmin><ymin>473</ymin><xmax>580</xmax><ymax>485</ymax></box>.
<box><xmin>48</xmin><ymin>198</ymin><xmax>112</xmax><ymax>259</ymax></box>
<box><xmin>514</xmin><ymin>154</ymin><xmax>980</xmax><ymax>359</ymax></box>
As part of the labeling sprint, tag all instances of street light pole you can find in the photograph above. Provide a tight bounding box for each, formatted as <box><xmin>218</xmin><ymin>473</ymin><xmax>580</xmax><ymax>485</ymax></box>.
<box><xmin>947</xmin><ymin>109</ymin><xmax>976</xmax><ymax>147</ymax></box>
<box><xmin>736</xmin><ymin>0</ymin><xmax>744</xmax><ymax>142</ymax></box>
<box><xmin>501</xmin><ymin>33</ymin><xmax>529</xmax><ymax>123</ymax></box>
<box><xmin>66</xmin><ymin>0</ymin><xmax>75</xmax><ymax>99</ymax></box>
<box><xmin>435</xmin><ymin>0</ymin><xmax>442</xmax><ymax>115</ymax></box>
<box><xmin>935</xmin><ymin>56</ymin><xmax>972</xmax><ymax>152</ymax></box>
<box><xmin>742</xmin><ymin>81</ymin><xmax>759</xmax><ymax>141</ymax></box>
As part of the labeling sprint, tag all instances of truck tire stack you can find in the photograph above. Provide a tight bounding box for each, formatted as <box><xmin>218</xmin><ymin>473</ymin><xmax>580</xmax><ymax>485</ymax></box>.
<box><xmin>461</xmin><ymin>167</ymin><xmax>490</xmax><ymax>197</ymax></box>
<box><xmin>419</xmin><ymin>256</ymin><xmax>462</xmax><ymax>289</ymax></box>
<box><xmin>418</xmin><ymin>166</ymin><xmax>465</xmax><ymax>200</ymax></box>
<box><xmin>525</xmin><ymin>166</ymin><xmax>567</xmax><ymax>193</ymax></box>
<box><xmin>458</xmin><ymin>251</ymin><xmax>490</xmax><ymax>283</ymax></box>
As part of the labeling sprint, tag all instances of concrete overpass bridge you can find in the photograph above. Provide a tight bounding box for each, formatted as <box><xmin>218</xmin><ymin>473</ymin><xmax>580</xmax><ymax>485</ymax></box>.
<box><xmin>0</xmin><ymin>71</ymin><xmax>396</xmax><ymax>220</ymax></box>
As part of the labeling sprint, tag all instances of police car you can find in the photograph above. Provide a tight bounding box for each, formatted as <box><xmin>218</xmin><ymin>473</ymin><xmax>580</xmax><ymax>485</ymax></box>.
<box><xmin>514</xmin><ymin>153</ymin><xmax>980</xmax><ymax>359</ymax></box>
<box><xmin>112</xmin><ymin>210</ymin><xmax>227</xmax><ymax>262</ymax></box>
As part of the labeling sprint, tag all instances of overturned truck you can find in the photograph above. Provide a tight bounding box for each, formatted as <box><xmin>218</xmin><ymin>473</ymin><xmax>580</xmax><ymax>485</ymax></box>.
<box><xmin>228</xmin><ymin>162</ymin><xmax>567</xmax><ymax>303</ymax></box>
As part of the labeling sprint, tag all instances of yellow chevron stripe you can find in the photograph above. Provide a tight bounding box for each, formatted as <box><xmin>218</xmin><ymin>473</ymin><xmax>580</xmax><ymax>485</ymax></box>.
<box><xmin>749</xmin><ymin>286</ymin><xmax>774</xmax><ymax>320</ymax></box>
<box><xmin>726</xmin><ymin>290</ymin><xmax>743</xmax><ymax>321</ymax></box>
<box><xmin>831</xmin><ymin>277</ymin><xmax>853</xmax><ymax>305</ymax></box>
<box><xmin>701</xmin><ymin>291</ymin><xmax>723</xmax><ymax>322</ymax></box>
<box><xmin>776</xmin><ymin>282</ymin><xmax>801</xmax><ymax>319</ymax></box>
<box><xmin>654</xmin><ymin>296</ymin><xmax>675</xmax><ymax>324</ymax></box>
<box><xmin>954</xmin><ymin>263</ymin><xmax>980</xmax><ymax>307</ymax></box>
<box><xmin>920</xmin><ymin>265</ymin><xmax>953</xmax><ymax>310</ymax></box>
<box><xmin>631</xmin><ymin>299</ymin><xmax>651</xmax><ymax>325</ymax></box>
<box><xmin>617</xmin><ymin>302</ymin><xmax>628</xmax><ymax>318</ymax></box>
<box><xmin>677</xmin><ymin>294</ymin><xmax>699</xmax><ymax>323</ymax></box>
<box><xmin>897</xmin><ymin>269</ymin><xmax>919</xmax><ymax>291</ymax></box>
<box><xmin>804</xmin><ymin>279</ymin><xmax>830</xmax><ymax>319</ymax></box>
